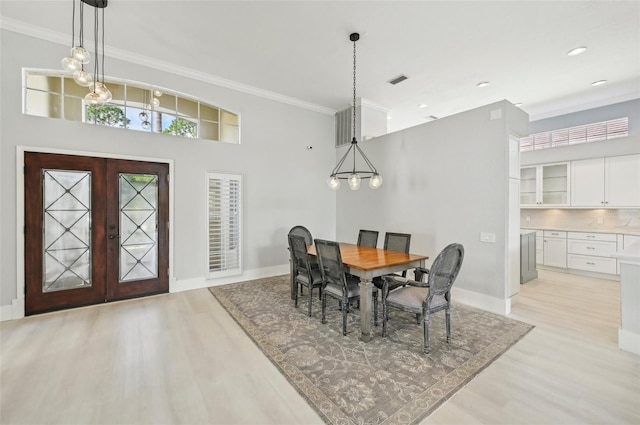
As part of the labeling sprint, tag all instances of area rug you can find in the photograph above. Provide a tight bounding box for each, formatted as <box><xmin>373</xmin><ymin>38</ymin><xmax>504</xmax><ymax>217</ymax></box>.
<box><xmin>209</xmin><ymin>275</ymin><xmax>533</xmax><ymax>425</ymax></box>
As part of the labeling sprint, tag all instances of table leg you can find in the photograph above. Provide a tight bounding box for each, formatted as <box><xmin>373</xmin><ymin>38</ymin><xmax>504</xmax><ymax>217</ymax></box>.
<box><xmin>359</xmin><ymin>278</ymin><xmax>374</xmax><ymax>342</ymax></box>
<box><xmin>290</xmin><ymin>259</ymin><xmax>296</xmax><ymax>300</ymax></box>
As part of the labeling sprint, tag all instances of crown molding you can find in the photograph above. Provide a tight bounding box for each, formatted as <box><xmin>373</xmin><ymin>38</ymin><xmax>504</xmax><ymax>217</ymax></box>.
<box><xmin>0</xmin><ymin>17</ymin><xmax>336</xmax><ymax>116</ymax></box>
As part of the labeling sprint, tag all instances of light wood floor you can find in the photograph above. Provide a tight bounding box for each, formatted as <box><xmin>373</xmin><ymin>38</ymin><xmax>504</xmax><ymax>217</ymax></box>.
<box><xmin>1</xmin><ymin>270</ymin><xmax>638</xmax><ymax>424</ymax></box>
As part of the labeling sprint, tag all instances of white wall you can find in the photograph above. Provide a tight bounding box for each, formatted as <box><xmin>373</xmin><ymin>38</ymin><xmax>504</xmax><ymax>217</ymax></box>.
<box><xmin>0</xmin><ymin>30</ymin><xmax>337</xmax><ymax>314</ymax></box>
<box><xmin>334</xmin><ymin>101</ymin><xmax>528</xmax><ymax>312</ymax></box>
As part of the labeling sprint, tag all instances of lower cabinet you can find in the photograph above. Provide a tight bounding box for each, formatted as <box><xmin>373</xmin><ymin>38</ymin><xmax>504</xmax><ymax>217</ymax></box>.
<box><xmin>543</xmin><ymin>231</ymin><xmax>567</xmax><ymax>268</ymax></box>
<box><xmin>567</xmin><ymin>232</ymin><xmax>618</xmax><ymax>274</ymax></box>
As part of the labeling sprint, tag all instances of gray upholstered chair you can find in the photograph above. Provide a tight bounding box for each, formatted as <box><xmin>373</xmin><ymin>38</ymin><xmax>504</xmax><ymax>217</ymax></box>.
<box><xmin>314</xmin><ymin>238</ymin><xmax>363</xmax><ymax>336</ymax></box>
<box><xmin>288</xmin><ymin>234</ymin><xmax>323</xmax><ymax>317</ymax></box>
<box><xmin>372</xmin><ymin>232</ymin><xmax>412</xmax><ymax>324</ymax></box>
<box><xmin>382</xmin><ymin>243</ymin><xmax>464</xmax><ymax>353</ymax></box>
<box><xmin>357</xmin><ymin>229</ymin><xmax>379</xmax><ymax>248</ymax></box>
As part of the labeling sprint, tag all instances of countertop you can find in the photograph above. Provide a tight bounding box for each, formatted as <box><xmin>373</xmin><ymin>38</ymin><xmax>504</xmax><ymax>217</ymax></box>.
<box><xmin>611</xmin><ymin>241</ymin><xmax>640</xmax><ymax>265</ymax></box>
<box><xmin>521</xmin><ymin>226</ymin><xmax>640</xmax><ymax>236</ymax></box>
<box><xmin>520</xmin><ymin>230</ymin><xmax>536</xmax><ymax>236</ymax></box>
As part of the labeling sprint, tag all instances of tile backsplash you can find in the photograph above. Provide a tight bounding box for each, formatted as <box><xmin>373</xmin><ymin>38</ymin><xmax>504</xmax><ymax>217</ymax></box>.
<box><xmin>521</xmin><ymin>208</ymin><xmax>640</xmax><ymax>231</ymax></box>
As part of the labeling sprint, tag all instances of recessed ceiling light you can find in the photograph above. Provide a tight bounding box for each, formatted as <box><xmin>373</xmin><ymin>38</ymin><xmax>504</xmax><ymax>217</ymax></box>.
<box><xmin>476</xmin><ymin>81</ymin><xmax>490</xmax><ymax>88</ymax></box>
<box><xmin>387</xmin><ymin>116</ymin><xmax>392</xmax><ymax>120</ymax></box>
<box><xmin>567</xmin><ymin>46</ymin><xmax>587</xmax><ymax>56</ymax></box>
<box><xmin>418</xmin><ymin>104</ymin><xmax>428</xmax><ymax>108</ymax></box>
<box><xmin>591</xmin><ymin>80</ymin><xmax>607</xmax><ymax>86</ymax></box>
<box><xmin>514</xmin><ymin>103</ymin><xmax>523</xmax><ymax>107</ymax></box>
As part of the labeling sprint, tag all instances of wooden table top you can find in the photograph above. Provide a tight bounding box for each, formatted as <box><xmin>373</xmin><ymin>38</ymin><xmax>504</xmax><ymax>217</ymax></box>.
<box><xmin>308</xmin><ymin>242</ymin><xmax>428</xmax><ymax>271</ymax></box>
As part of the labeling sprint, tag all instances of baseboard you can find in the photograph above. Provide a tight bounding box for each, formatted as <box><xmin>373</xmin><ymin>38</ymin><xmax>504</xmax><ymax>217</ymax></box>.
<box><xmin>0</xmin><ymin>298</ymin><xmax>25</xmax><ymax>322</ymax></box>
<box><xmin>171</xmin><ymin>264</ymin><xmax>290</xmax><ymax>293</ymax></box>
<box><xmin>451</xmin><ymin>287</ymin><xmax>509</xmax><ymax>316</ymax></box>
<box><xmin>618</xmin><ymin>328</ymin><xmax>640</xmax><ymax>355</ymax></box>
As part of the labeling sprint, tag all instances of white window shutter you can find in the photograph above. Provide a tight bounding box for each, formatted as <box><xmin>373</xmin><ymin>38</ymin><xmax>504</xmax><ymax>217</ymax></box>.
<box><xmin>207</xmin><ymin>172</ymin><xmax>242</xmax><ymax>278</ymax></box>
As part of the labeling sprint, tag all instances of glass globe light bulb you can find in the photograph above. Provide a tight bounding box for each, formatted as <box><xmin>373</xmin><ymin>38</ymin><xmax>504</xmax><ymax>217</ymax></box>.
<box><xmin>152</xmin><ymin>97</ymin><xmax>160</xmax><ymax>108</ymax></box>
<box><xmin>369</xmin><ymin>173</ymin><xmax>383</xmax><ymax>189</ymax></box>
<box><xmin>141</xmin><ymin>121</ymin><xmax>151</xmax><ymax>130</ymax></box>
<box><xmin>90</xmin><ymin>81</ymin><xmax>107</xmax><ymax>94</ymax></box>
<box><xmin>348</xmin><ymin>173</ymin><xmax>361</xmax><ymax>190</ymax></box>
<box><xmin>139</xmin><ymin>111</ymin><xmax>148</xmax><ymax>121</ymax></box>
<box><xmin>327</xmin><ymin>175</ymin><xmax>341</xmax><ymax>190</ymax></box>
<box><xmin>71</xmin><ymin>46</ymin><xmax>90</xmax><ymax>64</ymax></box>
<box><xmin>97</xmin><ymin>87</ymin><xmax>112</xmax><ymax>103</ymax></box>
<box><xmin>84</xmin><ymin>91</ymin><xmax>101</xmax><ymax>106</ymax></box>
<box><xmin>61</xmin><ymin>56</ymin><xmax>81</xmax><ymax>72</ymax></box>
<box><xmin>72</xmin><ymin>70</ymin><xmax>93</xmax><ymax>87</ymax></box>
<box><xmin>153</xmin><ymin>90</ymin><xmax>163</xmax><ymax>97</ymax></box>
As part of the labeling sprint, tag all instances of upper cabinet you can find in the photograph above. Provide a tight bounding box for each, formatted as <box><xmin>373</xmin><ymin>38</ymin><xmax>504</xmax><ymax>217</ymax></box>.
<box><xmin>571</xmin><ymin>154</ymin><xmax>640</xmax><ymax>208</ymax></box>
<box><xmin>520</xmin><ymin>162</ymin><xmax>570</xmax><ymax>207</ymax></box>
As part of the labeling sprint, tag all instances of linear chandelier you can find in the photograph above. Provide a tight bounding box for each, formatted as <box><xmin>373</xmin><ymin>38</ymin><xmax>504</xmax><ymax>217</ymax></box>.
<box><xmin>61</xmin><ymin>0</ymin><xmax>111</xmax><ymax>105</ymax></box>
<box><xmin>327</xmin><ymin>33</ymin><xmax>382</xmax><ymax>191</ymax></box>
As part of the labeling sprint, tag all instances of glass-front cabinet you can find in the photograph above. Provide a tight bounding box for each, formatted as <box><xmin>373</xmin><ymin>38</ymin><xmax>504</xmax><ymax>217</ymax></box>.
<box><xmin>520</xmin><ymin>162</ymin><xmax>570</xmax><ymax>207</ymax></box>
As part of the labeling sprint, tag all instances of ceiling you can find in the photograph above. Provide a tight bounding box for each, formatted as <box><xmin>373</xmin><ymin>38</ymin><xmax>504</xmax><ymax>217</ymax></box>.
<box><xmin>1</xmin><ymin>0</ymin><xmax>639</xmax><ymax>132</ymax></box>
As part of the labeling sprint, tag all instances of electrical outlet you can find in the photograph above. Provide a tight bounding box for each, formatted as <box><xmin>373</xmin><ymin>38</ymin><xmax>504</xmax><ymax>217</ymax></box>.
<box><xmin>526</xmin><ymin>215</ymin><xmax>531</xmax><ymax>222</ymax></box>
<box><xmin>597</xmin><ymin>217</ymin><xmax>604</xmax><ymax>224</ymax></box>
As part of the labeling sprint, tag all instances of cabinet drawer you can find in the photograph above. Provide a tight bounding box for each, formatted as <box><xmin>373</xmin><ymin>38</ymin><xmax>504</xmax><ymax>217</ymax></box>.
<box><xmin>567</xmin><ymin>239</ymin><xmax>617</xmax><ymax>256</ymax></box>
<box><xmin>567</xmin><ymin>254</ymin><xmax>617</xmax><ymax>274</ymax></box>
<box><xmin>567</xmin><ymin>232</ymin><xmax>617</xmax><ymax>242</ymax></box>
<box><xmin>544</xmin><ymin>230</ymin><xmax>566</xmax><ymax>238</ymax></box>
<box><xmin>624</xmin><ymin>235</ymin><xmax>640</xmax><ymax>248</ymax></box>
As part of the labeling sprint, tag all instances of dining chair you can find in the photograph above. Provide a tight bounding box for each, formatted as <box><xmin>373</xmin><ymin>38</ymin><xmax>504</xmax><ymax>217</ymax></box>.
<box><xmin>381</xmin><ymin>243</ymin><xmax>464</xmax><ymax>354</ymax></box>
<box><xmin>288</xmin><ymin>234</ymin><xmax>323</xmax><ymax>317</ymax></box>
<box><xmin>357</xmin><ymin>229</ymin><xmax>379</xmax><ymax>248</ymax></box>
<box><xmin>288</xmin><ymin>225</ymin><xmax>313</xmax><ymax>246</ymax></box>
<box><xmin>314</xmin><ymin>238</ymin><xmax>363</xmax><ymax>336</ymax></box>
<box><xmin>372</xmin><ymin>232</ymin><xmax>412</xmax><ymax>324</ymax></box>
<box><xmin>287</xmin><ymin>225</ymin><xmax>317</xmax><ymax>299</ymax></box>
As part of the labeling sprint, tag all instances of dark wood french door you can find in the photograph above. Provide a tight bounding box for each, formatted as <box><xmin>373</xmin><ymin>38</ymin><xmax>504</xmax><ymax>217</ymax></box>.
<box><xmin>24</xmin><ymin>152</ymin><xmax>169</xmax><ymax>315</ymax></box>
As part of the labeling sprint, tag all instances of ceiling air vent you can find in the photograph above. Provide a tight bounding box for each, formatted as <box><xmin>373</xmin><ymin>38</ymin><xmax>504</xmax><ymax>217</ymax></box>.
<box><xmin>388</xmin><ymin>75</ymin><xmax>408</xmax><ymax>85</ymax></box>
<box><xmin>425</xmin><ymin>115</ymin><xmax>439</xmax><ymax>121</ymax></box>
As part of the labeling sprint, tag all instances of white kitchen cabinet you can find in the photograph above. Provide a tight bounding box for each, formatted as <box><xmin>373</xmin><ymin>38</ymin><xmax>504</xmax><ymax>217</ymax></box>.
<box><xmin>520</xmin><ymin>163</ymin><xmax>570</xmax><ymax>207</ymax></box>
<box><xmin>571</xmin><ymin>154</ymin><xmax>640</xmax><ymax>207</ymax></box>
<box><xmin>543</xmin><ymin>230</ymin><xmax>567</xmax><ymax>268</ymax></box>
<box><xmin>536</xmin><ymin>231</ymin><xmax>543</xmax><ymax>265</ymax></box>
<box><xmin>566</xmin><ymin>232</ymin><xmax>618</xmax><ymax>275</ymax></box>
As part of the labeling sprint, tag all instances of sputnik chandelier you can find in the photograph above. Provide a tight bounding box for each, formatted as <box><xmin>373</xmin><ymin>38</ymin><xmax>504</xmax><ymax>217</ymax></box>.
<box><xmin>327</xmin><ymin>33</ymin><xmax>382</xmax><ymax>191</ymax></box>
<box><xmin>61</xmin><ymin>0</ymin><xmax>111</xmax><ymax>105</ymax></box>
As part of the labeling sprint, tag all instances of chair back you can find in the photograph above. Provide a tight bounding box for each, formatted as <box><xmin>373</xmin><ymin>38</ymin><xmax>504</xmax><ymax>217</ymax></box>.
<box><xmin>288</xmin><ymin>225</ymin><xmax>313</xmax><ymax>246</ymax></box>
<box><xmin>384</xmin><ymin>232</ymin><xmax>411</xmax><ymax>253</ymax></box>
<box><xmin>357</xmin><ymin>229</ymin><xmax>379</xmax><ymax>248</ymax></box>
<box><xmin>314</xmin><ymin>239</ymin><xmax>347</xmax><ymax>289</ymax></box>
<box><xmin>427</xmin><ymin>243</ymin><xmax>464</xmax><ymax>297</ymax></box>
<box><xmin>288</xmin><ymin>234</ymin><xmax>313</xmax><ymax>279</ymax></box>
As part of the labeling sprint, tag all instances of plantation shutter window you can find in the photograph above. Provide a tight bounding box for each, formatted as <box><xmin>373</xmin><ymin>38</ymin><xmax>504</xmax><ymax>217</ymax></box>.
<box><xmin>207</xmin><ymin>172</ymin><xmax>242</xmax><ymax>278</ymax></box>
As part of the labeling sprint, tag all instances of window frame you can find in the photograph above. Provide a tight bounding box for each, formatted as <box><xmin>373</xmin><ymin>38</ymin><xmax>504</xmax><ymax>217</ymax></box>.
<box><xmin>205</xmin><ymin>171</ymin><xmax>243</xmax><ymax>279</ymax></box>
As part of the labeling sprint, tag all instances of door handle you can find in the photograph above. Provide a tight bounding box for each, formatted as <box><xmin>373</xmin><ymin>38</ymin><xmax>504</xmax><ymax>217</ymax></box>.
<box><xmin>108</xmin><ymin>234</ymin><xmax>119</xmax><ymax>240</ymax></box>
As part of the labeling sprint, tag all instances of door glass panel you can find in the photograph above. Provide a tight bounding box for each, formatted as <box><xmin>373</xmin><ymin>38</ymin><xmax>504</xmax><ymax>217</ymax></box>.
<box><xmin>42</xmin><ymin>170</ymin><xmax>92</xmax><ymax>292</ymax></box>
<box><xmin>119</xmin><ymin>173</ymin><xmax>158</xmax><ymax>282</ymax></box>
<box><xmin>542</xmin><ymin>164</ymin><xmax>568</xmax><ymax>204</ymax></box>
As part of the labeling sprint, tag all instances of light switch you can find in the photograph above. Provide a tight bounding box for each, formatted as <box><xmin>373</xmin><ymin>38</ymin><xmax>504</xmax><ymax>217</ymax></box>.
<box><xmin>480</xmin><ymin>232</ymin><xmax>496</xmax><ymax>243</ymax></box>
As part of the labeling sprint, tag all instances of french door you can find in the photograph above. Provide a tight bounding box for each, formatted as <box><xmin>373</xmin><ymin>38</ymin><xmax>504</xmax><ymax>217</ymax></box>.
<box><xmin>24</xmin><ymin>152</ymin><xmax>169</xmax><ymax>315</ymax></box>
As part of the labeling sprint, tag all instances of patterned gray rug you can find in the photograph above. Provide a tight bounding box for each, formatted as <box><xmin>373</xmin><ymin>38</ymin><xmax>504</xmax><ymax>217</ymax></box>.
<box><xmin>209</xmin><ymin>275</ymin><xmax>533</xmax><ymax>425</ymax></box>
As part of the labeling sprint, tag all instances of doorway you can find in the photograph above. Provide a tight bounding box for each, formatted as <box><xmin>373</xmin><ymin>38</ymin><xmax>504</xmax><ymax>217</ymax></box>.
<box><xmin>24</xmin><ymin>152</ymin><xmax>169</xmax><ymax>315</ymax></box>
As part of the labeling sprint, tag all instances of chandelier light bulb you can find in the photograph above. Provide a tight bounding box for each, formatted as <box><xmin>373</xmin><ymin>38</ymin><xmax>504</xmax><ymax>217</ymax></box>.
<box><xmin>71</xmin><ymin>46</ymin><xmax>90</xmax><ymax>64</ymax></box>
<box><xmin>72</xmin><ymin>70</ymin><xmax>93</xmax><ymax>87</ymax></box>
<box><xmin>327</xmin><ymin>175</ymin><xmax>341</xmax><ymax>190</ymax></box>
<box><xmin>139</xmin><ymin>111</ymin><xmax>148</xmax><ymax>121</ymax></box>
<box><xmin>153</xmin><ymin>90</ymin><xmax>163</xmax><ymax>97</ymax></box>
<box><xmin>98</xmin><ymin>87</ymin><xmax>112</xmax><ymax>103</ymax></box>
<box><xmin>62</xmin><ymin>56</ymin><xmax>82</xmax><ymax>72</ymax></box>
<box><xmin>141</xmin><ymin>121</ymin><xmax>151</xmax><ymax>130</ymax></box>
<box><xmin>348</xmin><ymin>173</ymin><xmax>361</xmax><ymax>190</ymax></box>
<box><xmin>152</xmin><ymin>97</ymin><xmax>160</xmax><ymax>107</ymax></box>
<box><xmin>84</xmin><ymin>91</ymin><xmax>102</xmax><ymax>106</ymax></box>
<box><xmin>369</xmin><ymin>173</ymin><xmax>383</xmax><ymax>189</ymax></box>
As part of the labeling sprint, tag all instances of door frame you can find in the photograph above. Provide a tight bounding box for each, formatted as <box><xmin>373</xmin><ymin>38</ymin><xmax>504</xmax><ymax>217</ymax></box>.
<box><xmin>16</xmin><ymin>146</ymin><xmax>175</xmax><ymax>319</ymax></box>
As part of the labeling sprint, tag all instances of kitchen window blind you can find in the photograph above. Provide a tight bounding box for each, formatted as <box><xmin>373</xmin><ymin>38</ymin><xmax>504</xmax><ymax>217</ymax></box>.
<box><xmin>520</xmin><ymin>117</ymin><xmax>628</xmax><ymax>151</ymax></box>
<box><xmin>207</xmin><ymin>172</ymin><xmax>242</xmax><ymax>278</ymax></box>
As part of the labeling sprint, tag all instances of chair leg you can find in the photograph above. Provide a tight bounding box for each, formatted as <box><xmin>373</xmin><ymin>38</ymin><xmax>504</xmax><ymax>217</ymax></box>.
<box><xmin>307</xmin><ymin>287</ymin><xmax>313</xmax><ymax>317</ymax></box>
<box><xmin>423</xmin><ymin>309</ymin><xmax>430</xmax><ymax>354</ymax></box>
<box><xmin>416</xmin><ymin>313</ymin><xmax>420</xmax><ymax>324</ymax></box>
<box><xmin>382</xmin><ymin>299</ymin><xmax>388</xmax><ymax>337</ymax></box>
<box><xmin>446</xmin><ymin>307</ymin><xmax>451</xmax><ymax>344</ymax></box>
<box><xmin>342</xmin><ymin>296</ymin><xmax>348</xmax><ymax>336</ymax></box>
<box><xmin>294</xmin><ymin>282</ymin><xmax>299</xmax><ymax>308</ymax></box>
<box><xmin>321</xmin><ymin>292</ymin><xmax>327</xmax><ymax>324</ymax></box>
<box><xmin>373</xmin><ymin>290</ymin><xmax>378</xmax><ymax>327</ymax></box>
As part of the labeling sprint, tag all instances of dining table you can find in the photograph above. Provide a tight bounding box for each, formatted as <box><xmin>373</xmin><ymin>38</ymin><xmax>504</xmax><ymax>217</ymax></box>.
<box><xmin>307</xmin><ymin>242</ymin><xmax>429</xmax><ymax>342</ymax></box>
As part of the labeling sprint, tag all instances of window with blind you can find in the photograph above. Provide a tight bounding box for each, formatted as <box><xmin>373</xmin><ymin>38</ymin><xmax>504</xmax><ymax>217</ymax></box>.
<box><xmin>207</xmin><ymin>172</ymin><xmax>242</xmax><ymax>278</ymax></box>
<box><xmin>520</xmin><ymin>117</ymin><xmax>629</xmax><ymax>152</ymax></box>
